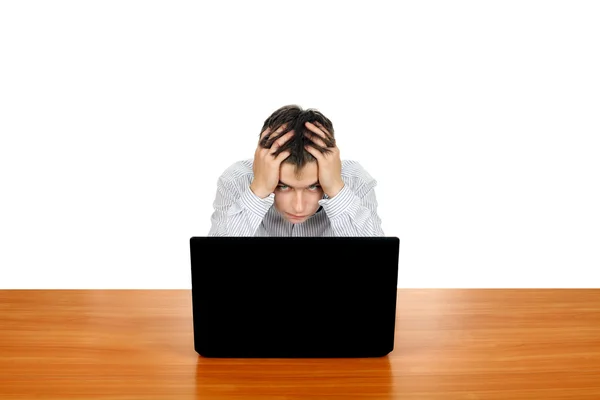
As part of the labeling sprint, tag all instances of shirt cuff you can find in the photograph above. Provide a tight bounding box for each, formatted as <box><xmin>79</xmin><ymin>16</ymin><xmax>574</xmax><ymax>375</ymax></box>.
<box><xmin>318</xmin><ymin>184</ymin><xmax>359</xmax><ymax>220</ymax></box>
<box><xmin>239</xmin><ymin>186</ymin><xmax>274</xmax><ymax>218</ymax></box>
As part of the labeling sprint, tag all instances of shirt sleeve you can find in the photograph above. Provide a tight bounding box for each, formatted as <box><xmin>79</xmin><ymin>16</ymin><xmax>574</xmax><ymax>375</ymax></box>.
<box><xmin>208</xmin><ymin>175</ymin><xmax>274</xmax><ymax>236</ymax></box>
<box><xmin>318</xmin><ymin>176</ymin><xmax>385</xmax><ymax>237</ymax></box>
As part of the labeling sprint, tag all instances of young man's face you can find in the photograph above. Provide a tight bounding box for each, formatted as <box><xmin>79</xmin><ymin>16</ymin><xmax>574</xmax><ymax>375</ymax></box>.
<box><xmin>274</xmin><ymin>162</ymin><xmax>324</xmax><ymax>224</ymax></box>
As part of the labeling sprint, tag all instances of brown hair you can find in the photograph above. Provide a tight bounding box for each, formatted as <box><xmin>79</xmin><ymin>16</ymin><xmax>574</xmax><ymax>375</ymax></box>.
<box><xmin>259</xmin><ymin>104</ymin><xmax>335</xmax><ymax>173</ymax></box>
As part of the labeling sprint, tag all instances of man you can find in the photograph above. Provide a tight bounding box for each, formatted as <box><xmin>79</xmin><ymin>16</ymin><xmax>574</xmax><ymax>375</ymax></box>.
<box><xmin>208</xmin><ymin>104</ymin><xmax>384</xmax><ymax>236</ymax></box>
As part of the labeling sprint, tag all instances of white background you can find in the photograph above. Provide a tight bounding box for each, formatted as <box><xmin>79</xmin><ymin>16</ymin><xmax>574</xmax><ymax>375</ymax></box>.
<box><xmin>1</xmin><ymin>1</ymin><xmax>599</xmax><ymax>289</ymax></box>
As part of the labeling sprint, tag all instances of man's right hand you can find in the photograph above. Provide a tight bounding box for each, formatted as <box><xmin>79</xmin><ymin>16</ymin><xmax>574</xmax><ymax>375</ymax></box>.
<box><xmin>250</xmin><ymin>125</ymin><xmax>294</xmax><ymax>198</ymax></box>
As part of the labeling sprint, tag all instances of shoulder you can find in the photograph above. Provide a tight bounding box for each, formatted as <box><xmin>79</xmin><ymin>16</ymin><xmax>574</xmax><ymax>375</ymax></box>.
<box><xmin>341</xmin><ymin>159</ymin><xmax>376</xmax><ymax>183</ymax></box>
<box><xmin>217</xmin><ymin>159</ymin><xmax>254</xmax><ymax>185</ymax></box>
<box><xmin>341</xmin><ymin>160</ymin><xmax>378</xmax><ymax>194</ymax></box>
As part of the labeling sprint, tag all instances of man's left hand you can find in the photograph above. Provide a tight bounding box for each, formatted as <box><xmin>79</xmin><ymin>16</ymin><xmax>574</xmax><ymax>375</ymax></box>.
<box><xmin>303</xmin><ymin>121</ymin><xmax>345</xmax><ymax>198</ymax></box>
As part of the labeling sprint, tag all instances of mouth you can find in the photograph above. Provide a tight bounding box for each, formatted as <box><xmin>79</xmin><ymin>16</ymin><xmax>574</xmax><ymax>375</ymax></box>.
<box><xmin>287</xmin><ymin>213</ymin><xmax>306</xmax><ymax>219</ymax></box>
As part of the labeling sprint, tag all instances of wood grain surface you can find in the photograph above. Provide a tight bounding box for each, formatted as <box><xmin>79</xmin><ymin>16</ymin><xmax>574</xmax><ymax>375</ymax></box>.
<box><xmin>1</xmin><ymin>289</ymin><xmax>599</xmax><ymax>399</ymax></box>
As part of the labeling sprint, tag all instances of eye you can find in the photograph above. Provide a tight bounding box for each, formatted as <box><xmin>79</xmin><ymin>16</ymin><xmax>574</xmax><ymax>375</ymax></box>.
<box><xmin>277</xmin><ymin>185</ymin><xmax>290</xmax><ymax>191</ymax></box>
<box><xmin>308</xmin><ymin>185</ymin><xmax>320</xmax><ymax>191</ymax></box>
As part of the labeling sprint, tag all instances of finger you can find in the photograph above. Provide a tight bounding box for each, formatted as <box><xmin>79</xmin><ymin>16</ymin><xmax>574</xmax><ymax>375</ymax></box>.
<box><xmin>304</xmin><ymin>130</ymin><xmax>329</xmax><ymax>149</ymax></box>
<box><xmin>304</xmin><ymin>121</ymin><xmax>326</xmax><ymax>137</ymax></box>
<box><xmin>305</xmin><ymin>122</ymin><xmax>336</xmax><ymax>147</ymax></box>
<box><xmin>304</xmin><ymin>132</ymin><xmax>335</xmax><ymax>149</ymax></box>
<box><xmin>304</xmin><ymin>143</ymin><xmax>322</xmax><ymax>160</ymax></box>
<box><xmin>315</xmin><ymin>122</ymin><xmax>335</xmax><ymax>145</ymax></box>
<box><xmin>305</xmin><ymin>121</ymin><xmax>333</xmax><ymax>139</ymax></box>
<box><xmin>271</xmin><ymin>130</ymin><xmax>295</xmax><ymax>150</ymax></box>
<box><xmin>274</xmin><ymin>149</ymin><xmax>291</xmax><ymax>163</ymax></box>
<box><xmin>314</xmin><ymin>121</ymin><xmax>331</xmax><ymax>135</ymax></box>
<box><xmin>260</xmin><ymin>124</ymin><xmax>287</xmax><ymax>146</ymax></box>
<box><xmin>259</xmin><ymin>127</ymin><xmax>271</xmax><ymax>142</ymax></box>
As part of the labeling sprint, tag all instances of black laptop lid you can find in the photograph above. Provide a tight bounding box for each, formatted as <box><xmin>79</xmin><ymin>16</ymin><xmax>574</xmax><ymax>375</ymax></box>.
<box><xmin>190</xmin><ymin>236</ymin><xmax>400</xmax><ymax>358</ymax></box>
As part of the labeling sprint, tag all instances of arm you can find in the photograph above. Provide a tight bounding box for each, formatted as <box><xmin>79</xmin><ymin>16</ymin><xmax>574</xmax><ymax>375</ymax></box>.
<box><xmin>208</xmin><ymin>124</ymin><xmax>294</xmax><ymax>236</ymax></box>
<box><xmin>301</xmin><ymin>122</ymin><xmax>384</xmax><ymax>236</ymax></box>
<box><xmin>319</xmin><ymin>180</ymin><xmax>385</xmax><ymax>237</ymax></box>
<box><xmin>208</xmin><ymin>175</ymin><xmax>274</xmax><ymax>236</ymax></box>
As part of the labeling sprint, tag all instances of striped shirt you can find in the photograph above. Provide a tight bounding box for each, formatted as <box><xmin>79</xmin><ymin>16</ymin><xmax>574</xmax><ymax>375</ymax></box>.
<box><xmin>208</xmin><ymin>159</ymin><xmax>384</xmax><ymax>237</ymax></box>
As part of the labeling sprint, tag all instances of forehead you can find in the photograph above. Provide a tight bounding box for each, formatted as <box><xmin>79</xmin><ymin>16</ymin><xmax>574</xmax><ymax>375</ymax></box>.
<box><xmin>279</xmin><ymin>162</ymin><xmax>318</xmax><ymax>187</ymax></box>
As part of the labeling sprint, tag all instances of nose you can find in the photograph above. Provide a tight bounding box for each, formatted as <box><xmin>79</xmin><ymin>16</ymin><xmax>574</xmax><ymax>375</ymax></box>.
<box><xmin>292</xmin><ymin>192</ymin><xmax>304</xmax><ymax>214</ymax></box>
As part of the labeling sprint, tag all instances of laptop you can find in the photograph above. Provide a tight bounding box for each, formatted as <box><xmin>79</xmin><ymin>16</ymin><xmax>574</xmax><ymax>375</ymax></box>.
<box><xmin>189</xmin><ymin>236</ymin><xmax>400</xmax><ymax>358</ymax></box>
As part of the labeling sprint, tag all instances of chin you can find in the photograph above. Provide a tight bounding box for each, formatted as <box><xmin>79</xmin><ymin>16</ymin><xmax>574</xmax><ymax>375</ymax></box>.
<box><xmin>288</xmin><ymin>217</ymin><xmax>306</xmax><ymax>224</ymax></box>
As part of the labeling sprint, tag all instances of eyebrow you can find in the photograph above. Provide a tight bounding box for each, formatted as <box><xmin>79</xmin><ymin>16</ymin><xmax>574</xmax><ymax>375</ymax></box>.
<box><xmin>278</xmin><ymin>181</ymin><xmax>320</xmax><ymax>188</ymax></box>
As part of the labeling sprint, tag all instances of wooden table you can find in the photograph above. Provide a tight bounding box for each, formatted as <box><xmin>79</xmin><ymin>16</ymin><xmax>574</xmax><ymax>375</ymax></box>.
<box><xmin>1</xmin><ymin>289</ymin><xmax>599</xmax><ymax>399</ymax></box>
